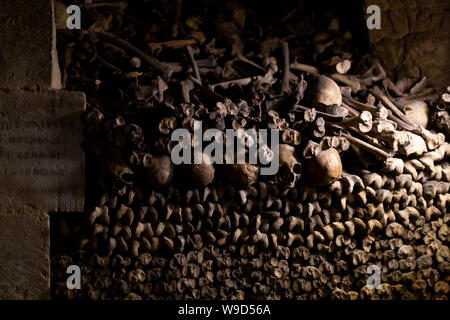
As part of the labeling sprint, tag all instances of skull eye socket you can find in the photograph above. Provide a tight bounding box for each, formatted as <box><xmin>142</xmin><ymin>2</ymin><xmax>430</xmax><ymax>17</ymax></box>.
<box><xmin>293</xmin><ymin>163</ymin><xmax>302</xmax><ymax>174</ymax></box>
<box><xmin>121</xmin><ymin>173</ymin><xmax>135</xmax><ymax>184</ymax></box>
<box><xmin>279</xmin><ymin>166</ymin><xmax>291</xmax><ymax>179</ymax></box>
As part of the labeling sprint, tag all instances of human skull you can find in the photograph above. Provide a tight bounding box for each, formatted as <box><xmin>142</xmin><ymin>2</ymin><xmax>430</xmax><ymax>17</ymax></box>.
<box><xmin>278</xmin><ymin>144</ymin><xmax>301</xmax><ymax>187</ymax></box>
<box><xmin>100</xmin><ymin>148</ymin><xmax>134</xmax><ymax>185</ymax></box>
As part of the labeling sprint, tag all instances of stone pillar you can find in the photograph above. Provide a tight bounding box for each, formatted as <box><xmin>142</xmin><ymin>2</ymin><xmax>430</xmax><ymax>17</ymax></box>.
<box><xmin>0</xmin><ymin>0</ymin><xmax>62</xmax><ymax>89</ymax></box>
<box><xmin>0</xmin><ymin>0</ymin><xmax>85</xmax><ymax>299</ymax></box>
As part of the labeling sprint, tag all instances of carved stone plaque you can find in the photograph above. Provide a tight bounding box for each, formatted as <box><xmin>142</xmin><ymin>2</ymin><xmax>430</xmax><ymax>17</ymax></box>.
<box><xmin>0</xmin><ymin>90</ymin><xmax>85</xmax><ymax>212</ymax></box>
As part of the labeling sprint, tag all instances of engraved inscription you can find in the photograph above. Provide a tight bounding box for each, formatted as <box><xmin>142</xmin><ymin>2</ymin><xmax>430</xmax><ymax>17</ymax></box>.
<box><xmin>0</xmin><ymin>91</ymin><xmax>86</xmax><ymax>212</ymax></box>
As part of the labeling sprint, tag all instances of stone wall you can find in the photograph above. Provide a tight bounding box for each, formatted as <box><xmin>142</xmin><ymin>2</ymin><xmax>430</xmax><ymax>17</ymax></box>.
<box><xmin>364</xmin><ymin>0</ymin><xmax>450</xmax><ymax>89</ymax></box>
